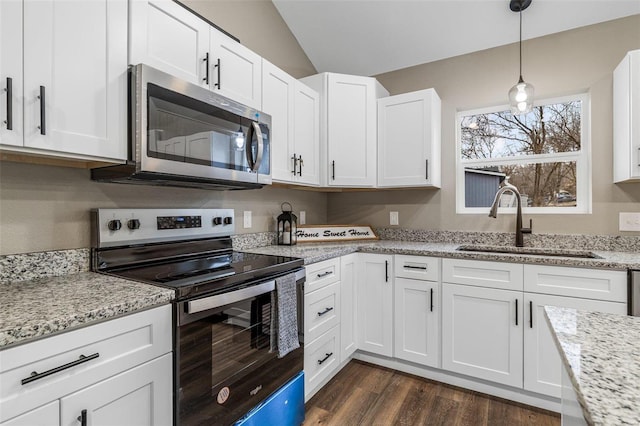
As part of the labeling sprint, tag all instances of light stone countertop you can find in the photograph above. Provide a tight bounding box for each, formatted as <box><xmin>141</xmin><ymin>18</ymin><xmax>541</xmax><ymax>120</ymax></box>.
<box><xmin>0</xmin><ymin>272</ymin><xmax>174</xmax><ymax>349</ymax></box>
<box><xmin>240</xmin><ymin>240</ymin><xmax>640</xmax><ymax>270</ymax></box>
<box><xmin>545</xmin><ymin>306</ymin><xmax>640</xmax><ymax>425</ymax></box>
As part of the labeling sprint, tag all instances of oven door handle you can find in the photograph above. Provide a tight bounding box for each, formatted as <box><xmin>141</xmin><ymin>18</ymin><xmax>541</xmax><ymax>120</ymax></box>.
<box><xmin>186</xmin><ymin>280</ymin><xmax>275</xmax><ymax>314</ymax></box>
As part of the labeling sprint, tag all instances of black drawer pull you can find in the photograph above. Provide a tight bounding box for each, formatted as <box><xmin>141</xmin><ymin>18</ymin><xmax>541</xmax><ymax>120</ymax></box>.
<box><xmin>316</xmin><ymin>271</ymin><xmax>333</xmax><ymax>278</ymax></box>
<box><xmin>385</xmin><ymin>260</ymin><xmax>389</xmax><ymax>282</ymax></box>
<box><xmin>317</xmin><ymin>352</ymin><xmax>333</xmax><ymax>365</ymax></box>
<box><xmin>529</xmin><ymin>300</ymin><xmax>533</xmax><ymax>329</ymax></box>
<box><xmin>515</xmin><ymin>299</ymin><xmax>519</xmax><ymax>326</ymax></box>
<box><xmin>77</xmin><ymin>409</ymin><xmax>87</xmax><ymax>426</ymax></box>
<box><xmin>430</xmin><ymin>287</ymin><xmax>434</xmax><ymax>312</ymax></box>
<box><xmin>214</xmin><ymin>58</ymin><xmax>221</xmax><ymax>89</ymax></box>
<box><xmin>291</xmin><ymin>153</ymin><xmax>297</xmax><ymax>175</ymax></box>
<box><xmin>317</xmin><ymin>307</ymin><xmax>334</xmax><ymax>317</ymax></box>
<box><xmin>331</xmin><ymin>160</ymin><xmax>335</xmax><ymax>180</ymax></box>
<box><xmin>403</xmin><ymin>265</ymin><xmax>427</xmax><ymax>270</ymax></box>
<box><xmin>203</xmin><ymin>52</ymin><xmax>210</xmax><ymax>84</ymax></box>
<box><xmin>21</xmin><ymin>353</ymin><xmax>100</xmax><ymax>385</ymax></box>
<box><xmin>4</xmin><ymin>77</ymin><xmax>12</xmax><ymax>130</ymax></box>
<box><xmin>38</xmin><ymin>85</ymin><xmax>46</xmax><ymax>135</ymax></box>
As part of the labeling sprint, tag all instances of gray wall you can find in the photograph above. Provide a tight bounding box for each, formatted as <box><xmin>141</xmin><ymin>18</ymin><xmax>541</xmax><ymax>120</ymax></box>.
<box><xmin>328</xmin><ymin>15</ymin><xmax>640</xmax><ymax>236</ymax></box>
<box><xmin>0</xmin><ymin>0</ymin><xmax>322</xmax><ymax>255</ymax></box>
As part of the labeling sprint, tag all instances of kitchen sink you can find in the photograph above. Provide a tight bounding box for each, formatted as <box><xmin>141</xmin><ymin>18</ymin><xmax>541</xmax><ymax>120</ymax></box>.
<box><xmin>456</xmin><ymin>245</ymin><xmax>603</xmax><ymax>259</ymax></box>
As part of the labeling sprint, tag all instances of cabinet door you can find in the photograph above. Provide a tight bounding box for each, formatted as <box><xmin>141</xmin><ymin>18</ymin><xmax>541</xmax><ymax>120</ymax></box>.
<box><xmin>0</xmin><ymin>401</ymin><xmax>58</xmax><ymax>426</ymax></box>
<box><xmin>327</xmin><ymin>73</ymin><xmax>376</xmax><ymax>187</ymax></box>
<box><xmin>524</xmin><ymin>293</ymin><xmax>626</xmax><ymax>398</ymax></box>
<box><xmin>23</xmin><ymin>0</ymin><xmax>127</xmax><ymax>160</ymax></box>
<box><xmin>442</xmin><ymin>283</ymin><xmax>523</xmax><ymax>388</ymax></box>
<box><xmin>340</xmin><ymin>253</ymin><xmax>358</xmax><ymax>362</ymax></box>
<box><xmin>262</xmin><ymin>60</ymin><xmax>294</xmax><ymax>182</ymax></box>
<box><xmin>129</xmin><ymin>0</ymin><xmax>209</xmax><ymax>86</ymax></box>
<box><xmin>357</xmin><ymin>253</ymin><xmax>393</xmax><ymax>357</ymax></box>
<box><xmin>293</xmin><ymin>81</ymin><xmax>320</xmax><ymax>186</ymax></box>
<box><xmin>60</xmin><ymin>354</ymin><xmax>172</xmax><ymax>426</ymax></box>
<box><xmin>377</xmin><ymin>89</ymin><xmax>441</xmax><ymax>188</ymax></box>
<box><xmin>394</xmin><ymin>277</ymin><xmax>440</xmax><ymax>367</ymax></box>
<box><xmin>210</xmin><ymin>29</ymin><xmax>262</xmax><ymax>110</ymax></box>
<box><xmin>0</xmin><ymin>0</ymin><xmax>23</xmax><ymax>147</ymax></box>
<box><xmin>613</xmin><ymin>49</ymin><xmax>640</xmax><ymax>182</ymax></box>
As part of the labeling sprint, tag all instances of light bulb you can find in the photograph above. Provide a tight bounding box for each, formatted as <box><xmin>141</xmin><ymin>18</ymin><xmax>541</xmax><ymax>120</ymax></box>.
<box><xmin>509</xmin><ymin>79</ymin><xmax>534</xmax><ymax>115</ymax></box>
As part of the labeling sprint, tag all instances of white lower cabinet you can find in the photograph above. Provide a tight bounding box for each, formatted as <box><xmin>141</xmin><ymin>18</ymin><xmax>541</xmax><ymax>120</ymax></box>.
<box><xmin>356</xmin><ymin>253</ymin><xmax>393</xmax><ymax>357</ymax></box>
<box><xmin>0</xmin><ymin>305</ymin><xmax>172</xmax><ymax>425</ymax></box>
<box><xmin>442</xmin><ymin>283</ymin><xmax>524</xmax><ymax>388</ymax></box>
<box><xmin>340</xmin><ymin>253</ymin><xmax>358</xmax><ymax>362</ymax></box>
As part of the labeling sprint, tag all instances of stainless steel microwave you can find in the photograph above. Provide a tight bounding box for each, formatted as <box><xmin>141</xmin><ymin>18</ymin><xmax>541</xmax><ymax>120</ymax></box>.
<box><xmin>92</xmin><ymin>64</ymin><xmax>271</xmax><ymax>190</ymax></box>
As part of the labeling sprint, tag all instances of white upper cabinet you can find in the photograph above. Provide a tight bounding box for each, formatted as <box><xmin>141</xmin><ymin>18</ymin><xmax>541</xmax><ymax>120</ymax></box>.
<box><xmin>129</xmin><ymin>0</ymin><xmax>262</xmax><ymax>109</ymax></box>
<box><xmin>129</xmin><ymin>0</ymin><xmax>209</xmax><ymax>86</ymax></box>
<box><xmin>210</xmin><ymin>30</ymin><xmax>262</xmax><ymax>110</ymax></box>
<box><xmin>301</xmin><ymin>72</ymin><xmax>388</xmax><ymax>187</ymax></box>
<box><xmin>1</xmin><ymin>0</ymin><xmax>127</xmax><ymax>161</ymax></box>
<box><xmin>614</xmin><ymin>49</ymin><xmax>640</xmax><ymax>182</ymax></box>
<box><xmin>262</xmin><ymin>60</ymin><xmax>319</xmax><ymax>186</ymax></box>
<box><xmin>377</xmin><ymin>89</ymin><xmax>441</xmax><ymax>188</ymax></box>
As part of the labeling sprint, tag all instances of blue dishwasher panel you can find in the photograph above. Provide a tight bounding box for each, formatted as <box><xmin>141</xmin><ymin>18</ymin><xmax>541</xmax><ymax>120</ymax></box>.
<box><xmin>235</xmin><ymin>371</ymin><xmax>305</xmax><ymax>426</ymax></box>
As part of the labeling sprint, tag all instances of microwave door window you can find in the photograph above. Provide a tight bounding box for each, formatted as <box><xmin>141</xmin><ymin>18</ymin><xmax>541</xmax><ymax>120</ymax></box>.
<box><xmin>146</xmin><ymin>84</ymin><xmax>253</xmax><ymax>173</ymax></box>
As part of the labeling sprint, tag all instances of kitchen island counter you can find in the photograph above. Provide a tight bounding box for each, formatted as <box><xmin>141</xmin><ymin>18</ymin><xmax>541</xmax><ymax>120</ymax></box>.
<box><xmin>545</xmin><ymin>306</ymin><xmax>640</xmax><ymax>425</ymax></box>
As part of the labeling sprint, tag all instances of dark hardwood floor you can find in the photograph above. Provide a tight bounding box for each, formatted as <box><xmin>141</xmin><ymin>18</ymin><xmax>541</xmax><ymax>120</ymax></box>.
<box><xmin>304</xmin><ymin>360</ymin><xmax>560</xmax><ymax>426</ymax></box>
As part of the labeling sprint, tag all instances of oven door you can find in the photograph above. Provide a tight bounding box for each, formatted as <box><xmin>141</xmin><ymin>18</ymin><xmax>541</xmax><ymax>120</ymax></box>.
<box><xmin>132</xmin><ymin>64</ymin><xmax>271</xmax><ymax>186</ymax></box>
<box><xmin>175</xmin><ymin>277</ymin><xmax>303</xmax><ymax>426</ymax></box>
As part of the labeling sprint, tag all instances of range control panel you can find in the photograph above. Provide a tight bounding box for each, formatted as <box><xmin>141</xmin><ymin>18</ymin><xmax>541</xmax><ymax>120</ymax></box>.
<box><xmin>93</xmin><ymin>208</ymin><xmax>235</xmax><ymax>248</ymax></box>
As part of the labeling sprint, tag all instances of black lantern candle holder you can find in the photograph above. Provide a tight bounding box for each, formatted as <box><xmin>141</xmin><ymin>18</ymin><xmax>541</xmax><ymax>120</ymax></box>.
<box><xmin>277</xmin><ymin>202</ymin><xmax>297</xmax><ymax>246</ymax></box>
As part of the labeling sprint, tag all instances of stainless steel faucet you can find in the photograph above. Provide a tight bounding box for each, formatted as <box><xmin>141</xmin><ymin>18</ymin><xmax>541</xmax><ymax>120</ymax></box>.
<box><xmin>488</xmin><ymin>178</ymin><xmax>532</xmax><ymax>247</ymax></box>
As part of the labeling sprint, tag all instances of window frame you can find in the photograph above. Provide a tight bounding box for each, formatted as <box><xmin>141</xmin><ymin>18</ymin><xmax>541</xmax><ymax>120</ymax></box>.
<box><xmin>455</xmin><ymin>93</ymin><xmax>592</xmax><ymax>215</ymax></box>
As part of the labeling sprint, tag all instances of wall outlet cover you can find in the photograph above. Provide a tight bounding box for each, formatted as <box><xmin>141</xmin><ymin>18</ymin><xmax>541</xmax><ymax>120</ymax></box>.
<box><xmin>619</xmin><ymin>212</ymin><xmax>640</xmax><ymax>232</ymax></box>
<box><xmin>299</xmin><ymin>211</ymin><xmax>306</xmax><ymax>225</ymax></box>
<box><xmin>390</xmin><ymin>211</ymin><xmax>399</xmax><ymax>226</ymax></box>
<box><xmin>243</xmin><ymin>211</ymin><xmax>252</xmax><ymax>229</ymax></box>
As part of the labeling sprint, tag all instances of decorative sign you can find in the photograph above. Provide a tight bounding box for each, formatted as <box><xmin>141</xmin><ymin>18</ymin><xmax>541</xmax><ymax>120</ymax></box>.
<box><xmin>296</xmin><ymin>225</ymin><xmax>378</xmax><ymax>243</ymax></box>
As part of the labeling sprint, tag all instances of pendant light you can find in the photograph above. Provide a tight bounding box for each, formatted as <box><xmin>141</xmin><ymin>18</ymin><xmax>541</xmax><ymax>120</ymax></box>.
<box><xmin>508</xmin><ymin>0</ymin><xmax>534</xmax><ymax>115</ymax></box>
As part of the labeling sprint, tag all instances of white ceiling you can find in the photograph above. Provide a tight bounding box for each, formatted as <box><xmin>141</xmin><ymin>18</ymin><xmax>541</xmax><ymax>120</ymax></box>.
<box><xmin>273</xmin><ymin>0</ymin><xmax>640</xmax><ymax>76</ymax></box>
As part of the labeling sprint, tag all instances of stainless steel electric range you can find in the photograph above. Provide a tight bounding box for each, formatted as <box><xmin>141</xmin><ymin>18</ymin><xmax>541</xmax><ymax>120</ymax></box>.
<box><xmin>91</xmin><ymin>208</ymin><xmax>305</xmax><ymax>426</ymax></box>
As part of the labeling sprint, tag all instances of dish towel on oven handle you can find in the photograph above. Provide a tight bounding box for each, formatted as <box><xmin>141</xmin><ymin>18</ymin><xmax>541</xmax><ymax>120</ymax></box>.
<box><xmin>270</xmin><ymin>272</ymin><xmax>300</xmax><ymax>358</ymax></box>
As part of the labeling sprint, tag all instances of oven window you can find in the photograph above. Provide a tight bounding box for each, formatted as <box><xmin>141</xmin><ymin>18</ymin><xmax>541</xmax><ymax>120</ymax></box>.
<box><xmin>178</xmin><ymin>292</ymin><xmax>301</xmax><ymax>425</ymax></box>
<box><xmin>146</xmin><ymin>83</ymin><xmax>269</xmax><ymax>174</ymax></box>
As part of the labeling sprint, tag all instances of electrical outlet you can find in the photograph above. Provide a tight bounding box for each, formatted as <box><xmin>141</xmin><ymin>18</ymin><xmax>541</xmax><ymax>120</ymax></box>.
<box><xmin>243</xmin><ymin>211</ymin><xmax>252</xmax><ymax>229</ymax></box>
<box><xmin>299</xmin><ymin>211</ymin><xmax>306</xmax><ymax>225</ymax></box>
<box><xmin>390</xmin><ymin>211</ymin><xmax>399</xmax><ymax>226</ymax></box>
<box><xmin>619</xmin><ymin>212</ymin><xmax>640</xmax><ymax>231</ymax></box>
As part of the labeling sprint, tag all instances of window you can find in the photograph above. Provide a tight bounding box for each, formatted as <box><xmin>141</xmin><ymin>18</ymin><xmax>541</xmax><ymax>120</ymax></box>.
<box><xmin>456</xmin><ymin>94</ymin><xmax>591</xmax><ymax>214</ymax></box>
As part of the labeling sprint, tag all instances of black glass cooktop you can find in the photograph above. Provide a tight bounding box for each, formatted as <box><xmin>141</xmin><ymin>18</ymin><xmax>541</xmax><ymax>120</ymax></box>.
<box><xmin>111</xmin><ymin>251</ymin><xmax>303</xmax><ymax>300</ymax></box>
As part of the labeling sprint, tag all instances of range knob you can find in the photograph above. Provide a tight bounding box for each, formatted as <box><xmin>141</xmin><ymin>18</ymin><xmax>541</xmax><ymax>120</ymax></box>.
<box><xmin>127</xmin><ymin>219</ymin><xmax>141</xmax><ymax>230</ymax></box>
<box><xmin>223</xmin><ymin>217</ymin><xmax>233</xmax><ymax>225</ymax></box>
<box><xmin>213</xmin><ymin>217</ymin><xmax>223</xmax><ymax>226</ymax></box>
<box><xmin>107</xmin><ymin>219</ymin><xmax>122</xmax><ymax>231</ymax></box>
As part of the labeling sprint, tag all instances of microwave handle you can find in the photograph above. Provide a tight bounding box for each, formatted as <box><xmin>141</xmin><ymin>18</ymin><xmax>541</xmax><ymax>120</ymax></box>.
<box><xmin>246</xmin><ymin>121</ymin><xmax>264</xmax><ymax>172</ymax></box>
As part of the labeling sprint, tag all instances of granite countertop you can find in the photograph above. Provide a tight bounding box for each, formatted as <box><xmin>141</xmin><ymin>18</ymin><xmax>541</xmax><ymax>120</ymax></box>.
<box><xmin>545</xmin><ymin>306</ymin><xmax>640</xmax><ymax>425</ymax></box>
<box><xmin>241</xmin><ymin>240</ymin><xmax>640</xmax><ymax>270</ymax></box>
<box><xmin>0</xmin><ymin>272</ymin><xmax>174</xmax><ymax>349</ymax></box>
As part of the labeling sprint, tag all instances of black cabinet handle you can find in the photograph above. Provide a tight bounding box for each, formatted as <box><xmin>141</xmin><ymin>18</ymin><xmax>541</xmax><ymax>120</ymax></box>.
<box><xmin>317</xmin><ymin>307</ymin><xmax>334</xmax><ymax>317</ymax></box>
<box><xmin>529</xmin><ymin>301</ymin><xmax>533</xmax><ymax>329</ymax></box>
<box><xmin>291</xmin><ymin>153</ymin><xmax>297</xmax><ymax>175</ymax></box>
<box><xmin>426</xmin><ymin>159</ymin><xmax>429</xmax><ymax>180</ymax></box>
<box><xmin>317</xmin><ymin>352</ymin><xmax>333</xmax><ymax>365</ymax></box>
<box><xmin>298</xmin><ymin>155</ymin><xmax>303</xmax><ymax>176</ymax></box>
<box><xmin>77</xmin><ymin>409</ymin><xmax>87</xmax><ymax>426</ymax></box>
<box><xmin>203</xmin><ymin>52</ymin><xmax>210</xmax><ymax>84</ymax></box>
<box><xmin>331</xmin><ymin>160</ymin><xmax>335</xmax><ymax>180</ymax></box>
<box><xmin>4</xmin><ymin>77</ymin><xmax>12</xmax><ymax>130</ymax></box>
<box><xmin>385</xmin><ymin>260</ymin><xmax>389</xmax><ymax>282</ymax></box>
<box><xmin>38</xmin><ymin>85</ymin><xmax>45</xmax><ymax>135</ymax></box>
<box><xmin>214</xmin><ymin>58</ymin><xmax>221</xmax><ymax>89</ymax></box>
<box><xmin>316</xmin><ymin>271</ymin><xmax>332</xmax><ymax>278</ymax></box>
<box><xmin>515</xmin><ymin>299</ymin><xmax>519</xmax><ymax>326</ymax></box>
<box><xmin>21</xmin><ymin>353</ymin><xmax>100</xmax><ymax>385</ymax></box>
<box><xmin>430</xmin><ymin>288</ymin><xmax>434</xmax><ymax>312</ymax></box>
<box><xmin>403</xmin><ymin>265</ymin><xmax>427</xmax><ymax>270</ymax></box>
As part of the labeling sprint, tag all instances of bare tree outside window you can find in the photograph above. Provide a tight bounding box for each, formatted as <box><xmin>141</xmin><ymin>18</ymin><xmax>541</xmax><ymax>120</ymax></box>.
<box><xmin>457</xmin><ymin>95</ymin><xmax>590</xmax><ymax>213</ymax></box>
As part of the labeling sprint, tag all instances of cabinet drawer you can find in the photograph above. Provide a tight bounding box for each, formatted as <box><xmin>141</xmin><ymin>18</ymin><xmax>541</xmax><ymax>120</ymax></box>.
<box><xmin>0</xmin><ymin>305</ymin><xmax>172</xmax><ymax>423</ymax></box>
<box><xmin>524</xmin><ymin>265</ymin><xmax>627</xmax><ymax>302</ymax></box>
<box><xmin>305</xmin><ymin>282</ymin><xmax>340</xmax><ymax>343</ymax></box>
<box><xmin>442</xmin><ymin>259</ymin><xmax>523</xmax><ymax>291</ymax></box>
<box><xmin>305</xmin><ymin>258</ymin><xmax>340</xmax><ymax>294</ymax></box>
<box><xmin>394</xmin><ymin>255</ymin><xmax>439</xmax><ymax>281</ymax></box>
<box><xmin>304</xmin><ymin>325</ymin><xmax>340</xmax><ymax>398</ymax></box>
